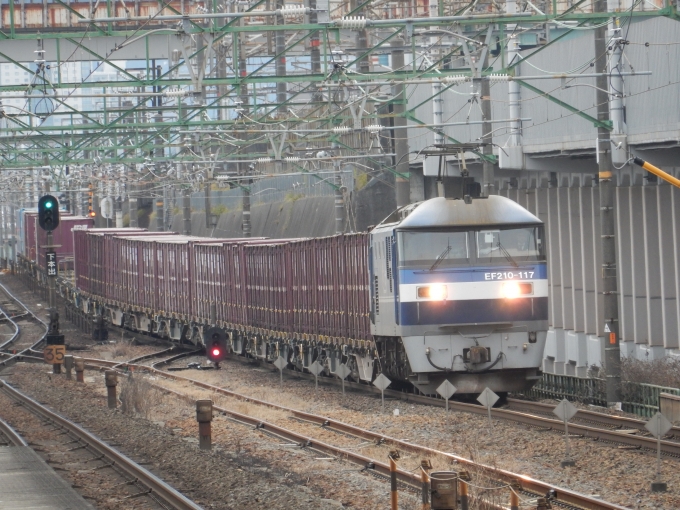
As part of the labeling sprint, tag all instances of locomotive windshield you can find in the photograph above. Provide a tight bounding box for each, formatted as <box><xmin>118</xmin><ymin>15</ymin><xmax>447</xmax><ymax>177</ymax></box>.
<box><xmin>476</xmin><ymin>226</ymin><xmax>545</xmax><ymax>263</ymax></box>
<box><xmin>397</xmin><ymin>231</ymin><xmax>469</xmax><ymax>268</ymax></box>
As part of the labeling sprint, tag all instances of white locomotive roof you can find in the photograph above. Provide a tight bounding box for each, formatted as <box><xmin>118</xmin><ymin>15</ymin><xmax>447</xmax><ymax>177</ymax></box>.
<box><xmin>387</xmin><ymin>196</ymin><xmax>542</xmax><ymax>230</ymax></box>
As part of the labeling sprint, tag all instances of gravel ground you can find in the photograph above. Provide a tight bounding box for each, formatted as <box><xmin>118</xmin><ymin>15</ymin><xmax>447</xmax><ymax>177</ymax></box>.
<box><xmin>157</xmin><ymin>355</ymin><xmax>680</xmax><ymax>510</ymax></box>
<box><xmin>0</xmin><ymin>276</ymin><xmax>421</xmax><ymax>509</ymax></box>
<box><xmin>2</xmin><ymin>274</ymin><xmax>678</xmax><ymax>509</ymax></box>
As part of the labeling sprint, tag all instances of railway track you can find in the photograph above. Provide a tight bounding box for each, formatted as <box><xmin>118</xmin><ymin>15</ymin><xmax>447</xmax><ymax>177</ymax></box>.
<box><xmin>0</xmin><ymin>415</ymin><xmax>27</xmax><ymax>446</ymax></box>
<box><xmin>238</xmin><ymin>356</ymin><xmax>680</xmax><ymax>457</ymax></box>
<box><xmin>0</xmin><ymin>379</ymin><xmax>203</xmax><ymax>510</ymax></box>
<box><xmin>0</xmin><ymin>282</ymin><xmax>48</xmax><ymax>367</ymax></box>
<box><xmin>0</xmin><ymin>277</ymin><xmax>661</xmax><ymax>508</ymax></box>
<box><xmin>72</xmin><ymin>354</ymin><xmax>627</xmax><ymax>510</ymax></box>
<box><xmin>506</xmin><ymin>397</ymin><xmax>680</xmax><ymax>437</ymax></box>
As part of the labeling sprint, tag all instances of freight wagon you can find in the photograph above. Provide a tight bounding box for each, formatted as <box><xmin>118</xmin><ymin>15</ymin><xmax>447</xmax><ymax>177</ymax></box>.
<box><xmin>60</xmin><ymin>196</ymin><xmax>548</xmax><ymax>395</ymax></box>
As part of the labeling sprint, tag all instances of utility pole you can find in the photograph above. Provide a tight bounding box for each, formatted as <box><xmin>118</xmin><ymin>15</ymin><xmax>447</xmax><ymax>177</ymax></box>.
<box><xmin>480</xmin><ymin>49</ymin><xmax>494</xmax><ymax>197</ymax></box>
<box><xmin>128</xmin><ymin>183</ymin><xmax>138</xmax><ymax>227</ymax></box>
<box><xmin>391</xmin><ymin>38</ymin><xmax>410</xmax><ymax>208</ymax></box>
<box><xmin>334</xmin><ymin>141</ymin><xmax>345</xmax><ymax>234</ymax></box>
<box><xmin>595</xmin><ymin>0</ymin><xmax>621</xmax><ymax>405</ymax></box>
<box><xmin>236</xmin><ymin>24</ymin><xmax>252</xmax><ymax>239</ymax></box>
<box><xmin>180</xmin><ymin>164</ymin><xmax>192</xmax><ymax>236</ymax></box>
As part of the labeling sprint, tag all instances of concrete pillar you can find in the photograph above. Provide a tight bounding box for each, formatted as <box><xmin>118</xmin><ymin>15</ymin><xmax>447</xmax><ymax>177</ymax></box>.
<box><xmin>674</xmin><ymin>171</ymin><xmax>680</xmax><ymax>349</ymax></box>
<box><xmin>547</xmin><ymin>185</ymin><xmax>563</xmax><ymax>330</ymax></box>
<box><xmin>643</xmin><ymin>181</ymin><xmax>663</xmax><ymax>347</ymax></box>
<box><xmin>616</xmin><ymin>177</ymin><xmax>634</xmax><ymax>346</ymax></box>
<box><xmin>658</xmin><ymin>181</ymin><xmax>679</xmax><ymax>348</ymax></box>
<box><xmin>569</xmin><ymin>178</ymin><xmax>585</xmax><ymax>333</ymax></box>
<box><xmin>580</xmin><ymin>183</ymin><xmax>598</xmax><ymax>337</ymax></box>
<box><xmin>629</xmin><ymin>180</ymin><xmax>648</xmax><ymax>345</ymax></box>
<box><xmin>557</xmin><ymin>182</ymin><xmax>572</xmax><ymax>331</ymax></box>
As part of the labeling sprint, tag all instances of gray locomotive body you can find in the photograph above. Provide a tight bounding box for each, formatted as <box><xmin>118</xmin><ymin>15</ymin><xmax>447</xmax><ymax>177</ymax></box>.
<box><xmin>369</xmin><ymin>196</ymin><xmax>548</xmax><ymax>395</ymax></box>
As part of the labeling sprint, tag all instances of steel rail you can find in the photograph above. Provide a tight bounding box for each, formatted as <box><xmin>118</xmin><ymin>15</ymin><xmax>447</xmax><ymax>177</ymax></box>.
<box><xmin>111</xmin><ymin>346</ymin><xmax>199</xmax><ymax>370</ymax></box>
<box><xmin>35</xmin><ymin>344</ymin><xmax>634</xmax><ymax>510</ymax></box>
<box><xmin>0</xmin><ymin>415</ymin><xmax>29</xmax><ymax>446</ymax></box>
<box><xmin>77</xmin><ymin>352</ymin><xmax>680</xmax><ymax>459</ymax></box>
<box><xmin>0</xmin><ymin>282</ymin><xmax>48</xmax><ymax>367</ymax></box>
<box><xmin>0</xmin><ymin>307</ymin><xmax>20</xmax><ymax>350</ymax></box>
<box><xmin>89</xmin><ymin>362</ymin><xmax>625</xmax><ymax>510</ymax></box>
<box><xmin>236</xmin><ymin>357</ymin><xmax>680</xmax><ymax>455</ymax></box>
<box><xmin>507</xmin><ymin>398</ymin><xmax>680</xmax><ymax>436</ymax></box>
<box><xmin>160</xmin><ymin>384</ymin><xmax>423</xmax><ymax>485</ymax></box>
<box><xmin>0</xmin><ymin>380</ymin><xmax>204</xmax><ymax>510</ymax></box>
<box><xmin>0</xmin><ymin>282</ymin><xmax>29</xmax><ymax>350</ymax></box>
<box><xmin>288</xmin><ymin>411</ymin><xmax>630</xmax><ymax>510</ymax></box>
<box><xmin>83</xmin><ymin>351</ymin><xmax>680</xmax><ymax>460</ymax></box>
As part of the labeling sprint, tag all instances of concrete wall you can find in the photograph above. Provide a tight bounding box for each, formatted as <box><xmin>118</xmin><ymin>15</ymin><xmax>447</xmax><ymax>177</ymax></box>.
<box><xmin>500</xmin><ymin>165</ymin><xmax>680</xmax><ymax>375</ymax></box>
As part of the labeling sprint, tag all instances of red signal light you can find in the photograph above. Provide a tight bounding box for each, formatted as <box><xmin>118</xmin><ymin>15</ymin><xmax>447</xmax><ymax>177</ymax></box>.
<box><xmin>211</xmin><ymin>347</ymin><xmax>221</xmax><ymax>357</ymax></box>
<box><xmin>88</xmin><ymin>210</ymin><xmax>96</xmax><ymax>218</ymax></box>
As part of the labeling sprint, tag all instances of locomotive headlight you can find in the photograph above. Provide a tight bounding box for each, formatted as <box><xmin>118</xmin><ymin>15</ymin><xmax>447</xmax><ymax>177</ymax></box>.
<box><xmin>502</xmin><ymin>282</ymin><xmax>533</xmax><ymax>299</ymax></box>
<box><xmin>417</xmin><ymin>284</ymin><xmax>448</xmax><ymax>300</ymax></box>
<box><xmin>503</xmin><ymin>281</ymin><xmax>521</xmax><ymax>299</ymax></box>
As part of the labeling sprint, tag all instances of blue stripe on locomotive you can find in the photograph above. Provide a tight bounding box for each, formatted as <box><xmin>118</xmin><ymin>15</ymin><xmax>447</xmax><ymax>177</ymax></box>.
<box><xmin>398</xmin><ymin>297</ymin><xmax>549</xmax><ymax>325</ymax></box>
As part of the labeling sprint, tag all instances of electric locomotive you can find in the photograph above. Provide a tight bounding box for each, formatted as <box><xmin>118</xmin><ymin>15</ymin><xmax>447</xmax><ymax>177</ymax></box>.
<box><xmin>369</xmin><ymin>196</ymin><xmax>548</xmax><ymax>395</ymax></box>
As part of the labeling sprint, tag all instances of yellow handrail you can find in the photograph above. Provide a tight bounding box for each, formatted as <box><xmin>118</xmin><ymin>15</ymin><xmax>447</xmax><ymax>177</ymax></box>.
<box><xmin>633</xmin><ymin>157</ymin><xmax>680</xmax><ymax>189</ymax></box>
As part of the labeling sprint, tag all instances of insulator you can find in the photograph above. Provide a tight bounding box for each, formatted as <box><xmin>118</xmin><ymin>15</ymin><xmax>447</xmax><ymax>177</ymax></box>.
<box><xmin>332</xmin><ymin>126</ymin><xmax>352</xmax><ymax>135</ymax></box>
<box><xmin>284</xmin><ymin>157</ymin><xmax>301</xmax><ymax>163</ymax></box>
<box><xmin>365</xmin><ymin>125</ymin><xmax>383</xmax><ymax>134</ymax></box>
<box><xmin>440</xmin><ymin>75</ymin><xmax>468</xmax><ymax>85</ymax></box>
<box><xmin>277</xmin><ymin>5</ymin><xmax>307</xmax><ymax>15</ymax></box>
<box><xmin>335</xmin><ymin>16</ymin><xmax>367</xmax><ymax>29</ymax></box>
<box><xmin>164</xmin><ymin>89</ymin><xmax>187</xmax><ymax>97</ymax></box>
<box><xmin>256</xmin><ymin>157</ymin><xmax>272</xmax><ymax>164</ymax></box>
<box><xmin>488</xmin><ymin>74</ymin><xmax>510</xmax><ymax>82</ymax></box>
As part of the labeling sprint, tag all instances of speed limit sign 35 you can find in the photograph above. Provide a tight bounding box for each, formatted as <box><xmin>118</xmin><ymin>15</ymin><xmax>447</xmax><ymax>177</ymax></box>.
<box><xmin>44</xmin><ymin>345</ymin><xmax>66</xmax><ymax>364</ymax></box>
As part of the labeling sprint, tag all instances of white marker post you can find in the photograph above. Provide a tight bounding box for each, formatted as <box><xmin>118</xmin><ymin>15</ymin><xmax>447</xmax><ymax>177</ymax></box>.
<box><xmin>373</xmin><ymin>373</ymin><xmax>391</xmax><ymax>413</ymax></box>
<box><xmin>308</xmin><ymin>361</ymin><xmax>324</xmax><ymax>394</ymax></box>
<box><xmin>436</xmin><ymin>380</ymin><xmax>457</xmax><ymax>417</ymax></box>
<box><xmin>645</xmin><ymin>411</ymin><xmax>672</xmax><ymax>492</ymax></box>
<box><xmin>335</xmin><ymin>363</ymin><xmax>351</xmax><ymax>396</ymax></box>
<box><xmin>553</xmin><ymin>399</ymin><xmax>578</xmax><ymax>467</ymax></box>
<box><xmin>273</xmin><ymin>356</ymin><xmax>287</xmax><ymax>388</ymax></box>
<box><xmin>477</xmin><ymin>387</ymin><xmax>499</xmax><ymax>429</ymax></box>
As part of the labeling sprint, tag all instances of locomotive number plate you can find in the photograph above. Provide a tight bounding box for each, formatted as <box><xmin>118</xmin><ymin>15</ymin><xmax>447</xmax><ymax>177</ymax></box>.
<box><xmin>484</xmin><ymin>271</ymin><xmax>534</xmax><ymax>280</ymax></box>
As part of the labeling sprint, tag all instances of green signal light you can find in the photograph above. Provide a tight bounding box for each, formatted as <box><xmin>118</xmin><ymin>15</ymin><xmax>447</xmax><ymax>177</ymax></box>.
<box><xmin>45</xmin><ymin>202</ymin><xmax>53</xmax><ymax>209</ymax></box>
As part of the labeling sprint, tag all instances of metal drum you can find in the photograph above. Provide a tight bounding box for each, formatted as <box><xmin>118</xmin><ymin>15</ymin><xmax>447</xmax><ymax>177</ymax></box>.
<box><xmin>430</xmin><ymin>471</ymin><xmax>458</xmax><ymax>510</ymax></box>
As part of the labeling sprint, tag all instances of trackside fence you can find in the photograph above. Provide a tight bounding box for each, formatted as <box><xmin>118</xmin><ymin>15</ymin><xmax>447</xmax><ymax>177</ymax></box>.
<box><xmin>527</xmin><ymin>374</ymin><xmax>680</xmax><ymax>418</ymax></box>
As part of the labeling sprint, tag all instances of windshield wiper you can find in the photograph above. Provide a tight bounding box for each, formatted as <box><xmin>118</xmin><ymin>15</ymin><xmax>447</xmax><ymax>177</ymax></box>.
<box><xmin>497</xmin><ymin>241</ymin><xmax>519</xmax><ymax>268</ymax></box>
<box><xmin>429</xmin><ymin>244</ymin><xmax>452</xmax><ymax>271</ymax></box>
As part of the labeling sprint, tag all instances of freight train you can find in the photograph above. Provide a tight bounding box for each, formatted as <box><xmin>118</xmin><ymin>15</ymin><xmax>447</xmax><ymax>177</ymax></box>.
<box><xmin>31</xmin><ymin>195</ymin><xmax>548</xmax><ymax>395</ymax></box>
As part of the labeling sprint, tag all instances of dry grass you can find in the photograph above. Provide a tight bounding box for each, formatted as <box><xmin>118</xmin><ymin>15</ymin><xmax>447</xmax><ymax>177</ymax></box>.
<box><xmin>111</xmin><ymin>340</ymin><xmax>136</xmax><ymax>359</ymax></box>
<box><xmin>619</xmin><ymin>356</ymin><xmax>680</xmax><ymax>389</ymax></box>
<box><xmin>119</xmin><ymin>375</ymin><xmax>165</xmax><ymax>419</ymax></box>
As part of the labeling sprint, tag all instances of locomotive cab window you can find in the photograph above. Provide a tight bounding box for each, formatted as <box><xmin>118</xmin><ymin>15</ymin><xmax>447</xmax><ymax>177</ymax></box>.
<box><xmin>397</xmin><ymin>231</ymin><xmax>469</xmax><ymax>269</ymax></box>
<box><xmin>476</xmin><ymin>226</ymin><xmax>545</xmax><ymax>263</ymax></box>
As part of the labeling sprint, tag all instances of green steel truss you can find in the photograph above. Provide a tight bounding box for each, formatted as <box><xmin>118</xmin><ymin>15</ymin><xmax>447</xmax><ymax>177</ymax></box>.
<box><xmin>0</xmin><ymin>0</ymin><xmax>676</xmax><ymax>192</ymax></box>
